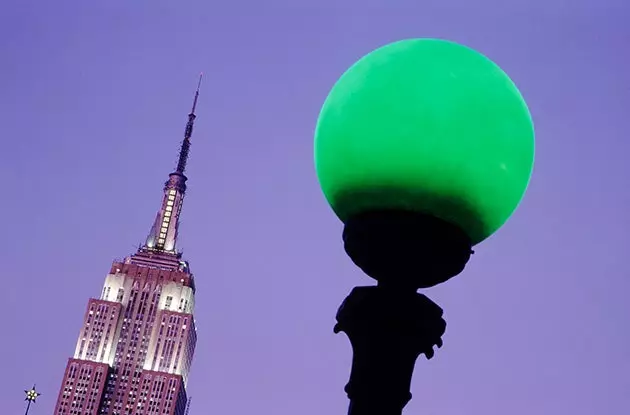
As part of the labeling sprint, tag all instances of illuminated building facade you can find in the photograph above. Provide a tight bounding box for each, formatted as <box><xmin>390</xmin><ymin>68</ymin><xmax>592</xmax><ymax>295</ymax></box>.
<box><xmin>53</xmin><ymin>78</ymin><xmax>202</xmax><ymax>415</ymax></box>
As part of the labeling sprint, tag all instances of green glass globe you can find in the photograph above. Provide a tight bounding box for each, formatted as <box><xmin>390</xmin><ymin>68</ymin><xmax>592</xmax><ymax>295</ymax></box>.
<box><xmin>314</xmin><ymin>38</ymin><xmax>535</xmax><ymax>245</ymax></box>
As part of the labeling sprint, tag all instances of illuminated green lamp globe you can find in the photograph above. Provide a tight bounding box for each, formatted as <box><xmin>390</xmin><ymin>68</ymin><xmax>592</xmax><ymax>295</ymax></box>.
<box><xmin>315</xmin><ymin>38</ymin><xmax>534</xmax><ymax>287</ymax></box>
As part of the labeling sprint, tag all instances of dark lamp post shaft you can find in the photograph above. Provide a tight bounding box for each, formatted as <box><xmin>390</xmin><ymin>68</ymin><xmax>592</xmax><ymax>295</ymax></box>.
<box><xmin>335</xmin><ymin>211</ymin><xmax>472</xmax><ymax>415</ymax></box>
<box><xmin>336</xmin><ymin>286</ymin><xmax>446</xmax><ymax>415</ymax></box>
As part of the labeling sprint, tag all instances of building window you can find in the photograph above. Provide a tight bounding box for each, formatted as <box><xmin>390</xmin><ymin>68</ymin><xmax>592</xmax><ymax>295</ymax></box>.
<box><xmin>165</xmin><ymin>296</ymin><xmax>173</xmax><ymax>309</ymax></box>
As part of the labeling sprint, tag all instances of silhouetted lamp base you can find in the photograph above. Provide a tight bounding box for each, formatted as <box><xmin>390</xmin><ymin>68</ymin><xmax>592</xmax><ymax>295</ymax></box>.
<box><xmin>335</xmin><ymin>210</ymin><xmax>473</xmax><ymax>415</ymax></box>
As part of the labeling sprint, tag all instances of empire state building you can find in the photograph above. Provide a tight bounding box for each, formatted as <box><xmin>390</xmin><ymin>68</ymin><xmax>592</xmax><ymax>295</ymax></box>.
<box><xmin>53</xmin><ymin>78</ymin><xmax>203</xmax><ymax>415</ymax></box>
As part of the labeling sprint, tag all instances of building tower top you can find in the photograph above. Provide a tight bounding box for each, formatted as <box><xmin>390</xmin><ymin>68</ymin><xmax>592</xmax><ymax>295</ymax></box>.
<box><xmin>143</xmin><ymin>75</ymin><xmax>203</xmax><ymax>254</ymax></box>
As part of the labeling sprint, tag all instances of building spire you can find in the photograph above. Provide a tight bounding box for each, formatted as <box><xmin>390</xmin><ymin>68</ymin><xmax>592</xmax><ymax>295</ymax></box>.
<box><xmin>176</xmin><ymin>73</ymin><xmax>202</xmax><ymax>174</ymax></box>
<box><xmin>143</xmin><ymin>76</ymin><xmax>203</xmax><ymax>254</ymax></box>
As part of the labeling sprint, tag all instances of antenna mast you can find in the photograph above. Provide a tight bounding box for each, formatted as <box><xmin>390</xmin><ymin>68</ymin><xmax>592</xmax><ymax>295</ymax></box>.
<box><xmin>176</xmin><ymin>73</ymin><xmax>203</xmax><ymax>174</ymax></box>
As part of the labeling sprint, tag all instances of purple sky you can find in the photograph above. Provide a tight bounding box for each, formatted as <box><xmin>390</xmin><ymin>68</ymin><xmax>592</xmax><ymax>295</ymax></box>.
<box><xmin>1</xmin><ymin>1</ymin><xmax>629</xmax><ymax>414</ymax></box>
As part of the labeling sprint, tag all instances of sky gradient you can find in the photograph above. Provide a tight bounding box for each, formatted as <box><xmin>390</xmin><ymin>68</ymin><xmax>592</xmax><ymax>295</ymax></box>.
<box><xmin>1</xmin><ymin>1</ymin><xmax>629</xmax><ymax>414</ymax></box>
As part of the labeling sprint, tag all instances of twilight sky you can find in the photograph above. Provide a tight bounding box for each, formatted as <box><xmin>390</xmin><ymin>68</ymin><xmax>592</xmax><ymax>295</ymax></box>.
<box><xmin>1</xmin><ymin>1</ymin><xmax>629</xmax><ymax>414</ymax></box>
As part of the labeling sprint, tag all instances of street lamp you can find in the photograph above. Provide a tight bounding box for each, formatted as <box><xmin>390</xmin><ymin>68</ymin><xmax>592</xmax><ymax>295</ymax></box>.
<box><xmin>314</xmin><ymin>38</ymin><xmax>535</xmax><ymax>415</ymax></box>
<box><xmin>24</xmin><ymin>385</ymin><xmax>41</xmax><ymax>415</ymax></box>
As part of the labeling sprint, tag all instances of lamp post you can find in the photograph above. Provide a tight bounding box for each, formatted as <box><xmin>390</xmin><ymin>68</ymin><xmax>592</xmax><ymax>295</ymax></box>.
<box><xmin>314</xmin><ymin>38</ymin><xmax>535</xmax><ymax>415</ymax></box>
<box><xmin>24</xmin><ymin>385</ymin><xmax>41</xmax><ymax>415</ymax></box>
